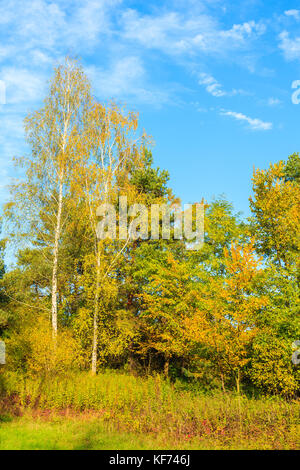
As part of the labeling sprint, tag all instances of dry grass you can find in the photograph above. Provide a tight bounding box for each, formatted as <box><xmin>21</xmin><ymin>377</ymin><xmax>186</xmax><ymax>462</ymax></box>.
<box><xmin>1</xmin><ymin>371</ymin><xmax>299</xmax><ymax>449</ymax></box>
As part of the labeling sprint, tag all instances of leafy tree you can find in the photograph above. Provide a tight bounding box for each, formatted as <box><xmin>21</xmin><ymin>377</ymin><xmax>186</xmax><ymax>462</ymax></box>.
<box><xmin>71</xmin><ymin>102</ymin><xmax>147</xmax><ymax>374</ymax></box>
<box><xmin>250</xmin><ymin>157</ymin><xmax>300</xmax><ymax>268</ymax></box>
<box><xmin>247</xmin><ymin>263</ymin><xmax>300</xmax><ymax>396</ymax></box>
<box><xmin>186</xmin><ymin>241</ymin><xmax>267</xmax><ymax>392</ymax></box>
<box><xmin>5</xmin><ymin>58</ymin><xmax>92</xmax><ymax>338</ymax></box>
<box><xmin>2</xmin><ymin>58</ymin><xmax>299</xmax><ymax>398</ymax></box>
<box><xmin>139</xmin><ymin>252</ymin><xmax>200</xmax><ymax>377</ymax></box>
<box><xmin>248</xmin><ymin>154</ymin><xmax>300</xmax><ymax>395</ymax></box>
<box><xmin>284</xmin><ymin>152</ymin><xmax>300</xmax><ymax>183</ymax></box>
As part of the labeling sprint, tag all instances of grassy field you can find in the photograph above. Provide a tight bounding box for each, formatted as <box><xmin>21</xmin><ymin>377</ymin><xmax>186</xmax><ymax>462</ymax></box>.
<box><xmin>0</xmin><ymin>371</ymin><xmax>299</xmax><ymax>450</ymax></box>
<box><xmin>0</xmin><ymin>414</ymin><xmax>164</xmax><ymax>450</ymax></box>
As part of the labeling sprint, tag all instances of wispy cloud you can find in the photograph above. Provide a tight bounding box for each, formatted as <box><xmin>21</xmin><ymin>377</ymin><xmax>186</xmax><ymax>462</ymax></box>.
<box><xmin>121</xmin><ymin>9</ymin><xmax>266</xmax><ymax>57</ymax></box>
<box><xmin>198</xmin><ymin>72</ymin><xmax>246</xmax><ymax>97</ymax></box>
<box><xmin>0</xmin><ymin>110</ymin><xmax>25</xmax><ymax>202</ymax></box>
<box><xmin>199</xmin><ymin>73</ymin><xmax>226</xmax><ymax>97</ymax></box>
<box><xmin>0</xmin><ymin>0</ymin><xmax>118</xmax><ymax>52</ymax></box>
<box><xmin>267</xmin><ymin>97</ymin><xmax>281</xmax><ymax>106</ymax></box>
<box><xmin>0</xmin><ymin>1</ymin><xmax>269</xmax><ymax>108</ymax></box>
<box><xmin>284</xmin><ymin>10</ymin><xmax>300</xmax><ymax>20</ymax></box>
<box><xmin>87</xmin><ymin>57</ymin><xmax>170</xmax><ymax>107</ymax></box>
<box><xmin>0</xmin><ymin>67</ymin><xmax>46</xmax><ymax>104</ymax></box>
<box><xmin>220</xmin><ymin>109</ymin><xmax>272</xmax><ymax>130</ymax></box>
<box><xmin>278</xmin><ymin>31</ymin><xmax>300</xmax><ymax>61</ymax></box>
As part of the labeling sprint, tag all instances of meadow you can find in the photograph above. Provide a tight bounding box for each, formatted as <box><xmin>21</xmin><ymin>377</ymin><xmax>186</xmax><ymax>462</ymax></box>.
<box><xmin>0</xmin><ymin>371</ymin><xmax>299</xmax><ymax>450</ymax></box>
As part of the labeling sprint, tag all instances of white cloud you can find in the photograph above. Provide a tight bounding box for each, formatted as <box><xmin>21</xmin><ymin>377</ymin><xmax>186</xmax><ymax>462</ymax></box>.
<box><xmin>121</xmin><ymin>9</ymin><xmax>266</xmax><ymax>56</ymax></box>
<box><xmin>4</xmin><ymin>0</ymin><xmax>66</xmax><ymax>50</ymax></box>
<box><xmin>0</xmin><ymin>67</ymin><xmax>46</xmax><ymax>104</ymax></box>
<box><xmin>267</xmin><ymin>97</ymin><xmax>281</xmax><ymax>106</ymax></box>
<box><xmin>278</xmin><ymin>31</ymin><xmax>300</xmax><ymax>61</ymax></box>
<box><xmin>0</xmin><ymin>45</ymin><xmax>15</xmax><ymax>63</ymax></box>
<box><xmin>220</xmin><ymin>109</ymin><xmax>272</xmax><ymax>131</ymax></box>
<box><xmin>219</xmin><ymin>21</ymin><xmax>266</xmax><ymax>42</ymax></box>
<box><xmin>88</xmin><ymin>57</ymin><xmax>145</xmax><ymax>96</ymax></box>
<box><xmin>0</xmin><ymin>111</ymin><xmax>25</xmax><ymax>192</ymax></box>
<box><xmin>0</xmin><ymin>0</ymin><xmax>118</xmax><ymax>55</ymax></box>
<box><xmin>121</xmin><ymin>10</ymin><xmax>212</xmax><ymax>54</ymax></box>
<box><xmin>199</xmin><ymin>72</ymin><xmax>249</xmax><ymax>98</ymax></box>
<box><xmin>198</xmin><ymin>73</ymin><xmax>246</xmax><ymax>97</ymax></box>
<box><xmin>66</xmin><ymin>0</ymin><xmax>120</xmax><ymax>45</ymax></box>
<box><xmin>199</xmin><ymin>73</ymin><xmax>226</xmax><ymax>97</ymax></box>
<box><xmin>284</xmin><ymin>10</ymin><xmax>300</xmax><ymax>20</ymax></box>
<box><xmin>0</xmin><ymin>2</ymin><xmax>268</xmax><ymax>108</ymax></box>
<box><xmin>87</xmin><ymin>57</ymin><xmax>170</xmax><ymax>106</ymax></box>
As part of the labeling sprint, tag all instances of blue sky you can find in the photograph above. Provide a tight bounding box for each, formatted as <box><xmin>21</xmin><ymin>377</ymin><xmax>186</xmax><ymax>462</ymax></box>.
<box><xmin>1</xmin><ymin>0</ymin><xmax>300</xmax><ymax>219</ymax></box>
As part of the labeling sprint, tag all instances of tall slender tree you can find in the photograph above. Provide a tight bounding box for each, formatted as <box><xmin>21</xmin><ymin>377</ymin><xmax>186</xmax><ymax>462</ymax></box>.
<box><xmin>73</xmin><ymin>103</ymin><xmax>147</xmax><ymax>374</ymax></box>
<box><xmin>5</xmin><ymin>58</ymin><xmax>91</xmax><ymax>338</ymax></box>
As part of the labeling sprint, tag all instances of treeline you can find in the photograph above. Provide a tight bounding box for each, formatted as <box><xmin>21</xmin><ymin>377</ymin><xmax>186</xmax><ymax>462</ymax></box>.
<box><xmin>0</xmin><ymin>59</ymin><xmax>299</xmax><ymax>397</ymax></box>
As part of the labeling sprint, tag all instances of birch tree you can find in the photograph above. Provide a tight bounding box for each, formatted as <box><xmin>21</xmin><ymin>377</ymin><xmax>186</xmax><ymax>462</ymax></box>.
<box><xmin>5</xmin><ymin>58</ymin><xmax>91</xmax><ymax>338</ymax></box>
<box><xmin>74</xmin><ymin>102</ymin><xmax>147</xmax><ymax>374</ymax></box>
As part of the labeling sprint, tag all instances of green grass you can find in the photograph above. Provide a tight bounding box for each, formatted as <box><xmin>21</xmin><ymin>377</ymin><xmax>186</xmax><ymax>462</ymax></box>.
<box><xmin>0</xmin><ymin>415</ymin><xmax>163</xmax><ymax>450</ymax></box>
<box><xmin>0</xmin><ymin>371</ymin><xmax>299</xmax><ymax>450</ymax></box>
<box><xmin>0</xmin><ymin>411</ymin><xmax>299</xmax><ymax>450</ymax></box>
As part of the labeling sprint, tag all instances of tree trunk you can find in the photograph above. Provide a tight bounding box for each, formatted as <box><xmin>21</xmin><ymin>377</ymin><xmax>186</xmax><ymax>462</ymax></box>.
<box><xmin>221</xmin><ymin>372</ymin><xmax>226</xmax><ymax>393</ymax></box>
<box><xmin>236</xmin><ymin>369</ymin><xmax>242</xmax><ymax>433</ymax></box>
<box><xmin>164</xmin><ymin>356</ymin><xmax>169</xmax><ymax>379</ymax></box>
<box><xmin>147</xmin><ymin>353</ymin><xmax>152</xmax><ymax>375</ymax></box>
<box><xmin>51</xmin><ymin>178</ymin><xmax>63</xmax><ymax>339</ymax></box>
<box><xmin>236</xmin><ymin>369</ymin><xmax>240</xmax><ymax>395</ymax></box>
<box><xmin>91</xmin><ymin>249</ymin><xmax>101</xmax><ymax>375</ymax></box>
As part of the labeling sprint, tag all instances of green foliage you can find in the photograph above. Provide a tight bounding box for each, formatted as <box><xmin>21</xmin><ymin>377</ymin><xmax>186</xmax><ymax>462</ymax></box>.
<box><xmin>1</xmin><ymin>59</ymin><xmax>299</xmax><ymax>401</ymax></box>
<box><xmin>131</xmin><ymin>149</ymin><xmax>171</xmax><ymax>201</ymax></box>
<box><xmin>284</xmin><ymin>152</ymin><xmax>300</xmax><ymax>183</ymax></box>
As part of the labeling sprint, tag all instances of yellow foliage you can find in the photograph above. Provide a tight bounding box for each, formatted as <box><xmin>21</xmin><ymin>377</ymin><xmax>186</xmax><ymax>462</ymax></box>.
<box><xmin>26</xmin><ymin>317</ymin><xmax>80</xmax><ymax>376</ymax></box>
<box><xmin>250</xmin><ymin>161</ymin><xmax>300</xmax><ymax>267</ymax></box>
<box><xmin>184</xmin><ymin>241</ymin><xmax>268</xmax><ymax>389</ymax></box>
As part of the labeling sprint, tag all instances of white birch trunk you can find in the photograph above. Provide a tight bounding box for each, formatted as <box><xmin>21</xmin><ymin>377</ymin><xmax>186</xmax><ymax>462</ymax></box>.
<box><xmin>51</xmin><ymin>177</ymin><xmax>63</xmax><ymax>338</ymax></box>
<box><xmin>91</xmin><ymin>249</ymin><xmax>101</xmax><ymax>374</ymax></box>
